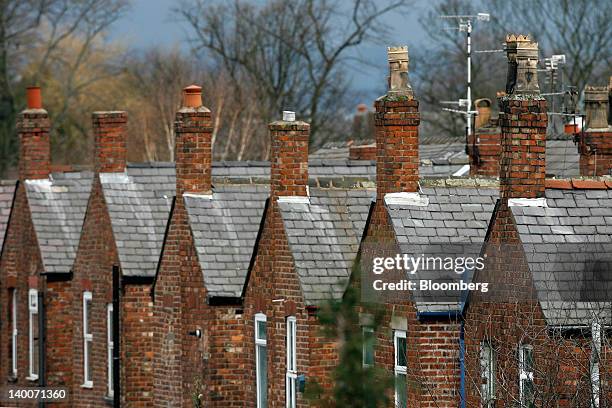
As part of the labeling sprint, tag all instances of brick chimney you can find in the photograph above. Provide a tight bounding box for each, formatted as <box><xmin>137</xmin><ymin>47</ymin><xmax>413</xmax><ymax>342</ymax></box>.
<box><xmin>468</xmin><ymin>98</ymin><xmax>501</xmax><ymax>177</ymax></box>
<box><xmin>352</xmin><ymin>103</ymin><xmax>374</xmax><ymax>141</ymax></box>
<box><xmin>499</xmin><ymin>35</ymin><xmax>547</xmax><ymax>199</ymax></box>
<box><xmin>269</xmin><ymin>110</ymin><xmax>309</xmax><ymax>199</ymax></box>
<box><xmin>349</xmin><ymin>144</ymin><xmax>376</xmax><ymax>160</ymax></box>
<box><xmin>18</xmin><ymin>86</ymin><xmax>50</xmax><ymax>180</ymax></box>
<box><xmin>93</xmin><ymin>111</ymin><xmax>127</xmax><ymax>173</ymax></box>
<box><xmin>579</xmin><ymin>85</ymin><xmax>612</xmax><ymax>176</ymax></box>
<box><xmin>374</xmin><ymin>46</ymin><xmax>419</xmax><ymax>201</ymax></box>
<box><xmin>175</xmin><ymin>85</ymin><xmax>213</xmax><ymax>196</ymax></box>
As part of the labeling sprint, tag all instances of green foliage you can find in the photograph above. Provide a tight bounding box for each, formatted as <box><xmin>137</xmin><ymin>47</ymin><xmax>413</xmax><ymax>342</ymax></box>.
<box><xmin>305</xmin><ymin>258</ymin><xmax>393</xmax><ymax>407</ymax></box>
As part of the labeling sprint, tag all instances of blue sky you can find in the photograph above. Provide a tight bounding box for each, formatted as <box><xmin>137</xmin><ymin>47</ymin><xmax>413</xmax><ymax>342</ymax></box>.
<box><xmin>112</xmin><ymin>0</ymin><xmax>433</xmax><ymax>101</ymax></box>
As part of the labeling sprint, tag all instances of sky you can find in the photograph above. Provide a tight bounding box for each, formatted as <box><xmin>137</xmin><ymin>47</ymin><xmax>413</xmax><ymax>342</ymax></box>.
<box><xmin>112</xmin><ymin>0</ymin><xmax>434</xmax><ymax>102</ymax></box>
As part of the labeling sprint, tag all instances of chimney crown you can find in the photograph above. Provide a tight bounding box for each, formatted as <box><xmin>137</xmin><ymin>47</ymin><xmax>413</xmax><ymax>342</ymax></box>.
<box><xmin>505</xmin><ymin>34</ymin><xmax>540</xmax><ymax>96</ymax></box>
<box><xmin>386</xmin><ymin>46</ymin><xmax>413</xmax><ymax>98</ymax></box>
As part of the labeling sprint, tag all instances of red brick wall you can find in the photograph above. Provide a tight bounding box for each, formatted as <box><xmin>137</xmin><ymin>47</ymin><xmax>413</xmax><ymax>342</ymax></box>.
<box><xmin>45</xmin><ymin>278</ymin><xmax>74</xmax><ymax>397</ymax></box>
<box><xmin>374</xmin><ymin>98</ymin><xmax>419</xmax><ymax>199</ymax></box>
<box><xmin>243</xmin><ymin>199</ymin><xmax>323</xmax><ymax>408</ymax></box>
<box><xmin>468</xmin><ymin>129</ymin><xmax>501</xmax><ymax>177</ymax></box>
<box><xmin>153</xmin><ymin>194</ymin><xmax>246</xmax><ymax>407</ymax></box>
<box><xmin>93</xmin><ymin>111</ymin><xmax>127</xmax><ymax>173</ymax></box>
<box><xmin>18</xmin><ymin>110</ymin><xmax>50</xmax><ymax>180</ymax></box>
<box><xmin>71</xmin><ymin>176</ymin><xmax>118</xmax><ymax>406</ymax></box>
<box><xmin>175</xmin><ymin>108</ymin><xmax>213</xmax><ymax>196</ymax></box>
<box><xmin>122</xmin><ymin>283</ymin><xmax>154</xmax><ymax>407</ymax></box>
<box><xmin>0</xmin><ymin>185</ymin><xmax>45</xmax><ymax>399</ymax></box>
<box><xmin>269</xmin><ymin>121</ymin><xmax>309</xmax><ymax>197</ymax></box>
<box><xmin>579</xmin><ymin>130</ymin><xmax>612</xmax><ymax>176</ymax></box>
<box><xmin>498</xmin><ymin>98</ymin><xmax>547</xmax><ymax>199</ymax></box>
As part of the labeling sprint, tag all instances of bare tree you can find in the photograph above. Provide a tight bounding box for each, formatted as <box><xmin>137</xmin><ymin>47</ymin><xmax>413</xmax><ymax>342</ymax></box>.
<box><xmin>415</xmin><ymin>0</ymin><xmax>611</xmax><ymax>142</ymax></box>
<box><xmin>0</xmin><ymin>0</ymin><xmax>128</xmax><ymax>176</ymax></box>
<box><xmin>177</xmin><ymin>0</ymin><xmax>412</xmax><ymax>159</ymax></box>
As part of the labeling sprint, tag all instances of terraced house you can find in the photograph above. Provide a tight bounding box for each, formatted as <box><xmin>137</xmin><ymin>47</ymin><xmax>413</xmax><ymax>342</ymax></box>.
<box><xmin>0</xmin><ymin>36</ymin><xmax>610</xmax><ymax>408</ymax></box>
<box><xmin>0</xmin><ymin>87</ymin><xmax>92</xmax><ymax>400</ymax></box>
<box><xmin>464</xmin><ymin>35</ymin><xmax>612</xmax><ymax>408</ymax></box>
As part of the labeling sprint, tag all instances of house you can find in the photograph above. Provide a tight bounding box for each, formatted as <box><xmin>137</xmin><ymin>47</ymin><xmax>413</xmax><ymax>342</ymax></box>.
<box><xmin>70</xmin><ymin>111</ymin><xmax>174</xmax><ymax>406</ymax></box>
<box><xmin>0</xmin><ymin>87</ymin><xmax>92</xmax><ymax>404</ymax></box>
<box><xmin>240</xmin><ymin>108</ymin><xmax>372</xmax><ymax>407</ymax></box>
<box><xmin>463</xmin><ymin>34</ymin><xmax>612</xmax><ymax>407</ymax></box>
<box><xmin>351</xmin><ymin>46</ymin><xmax>500</xmax><ymax>407</ymax></box>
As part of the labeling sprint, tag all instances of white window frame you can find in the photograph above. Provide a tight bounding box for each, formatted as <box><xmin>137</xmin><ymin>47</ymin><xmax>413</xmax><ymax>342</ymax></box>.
<box><xmin>591</xmin><ymin>319</ymin><xmax>602</xmax><ymax>408</ymax></box>
<box><xmin>107</xmin><ymin>303</ymin><xmax>114</xmax><ymax>397</ymax></box>
<box><xmin>394</xmin><ymin>330</ymin><xmax>407</xmax><ymax>408</ymax></box>
<box><xmin>286</xmin><ymin>316</ymin><xmax>297</xmax><ymax>408</ymax></box>
<box><xmin>362</xmin><ymin>326</ymin><xmax>374</xmax><ymax>367</ymax></box>
<box><xmin>11</xmin><ymin>288</ymin><xmax>18</xmax><ymax>377</ymax></box>
<box><xmin>480</xmin><ymin>341</ymin><xmax>496</xmax><ymax>407</ymax></box>
<box><xmin>27</xmin><ymin>288</ymin><xmax>39</xmax><ymax>380</ymax></box>
<box><xmin>255</xmin><ymin>313</ymin><xmax>267</xmax><ymax>408</ymax></box>
<box><xmin>519</xmin><ymin>344</ymin><xmax>534</xmax><ymax>408</ymax></box>
<box><xmin>82</xmin><ymin>291</ymin><xmax>93</xmax><ymax>388</ymax></box>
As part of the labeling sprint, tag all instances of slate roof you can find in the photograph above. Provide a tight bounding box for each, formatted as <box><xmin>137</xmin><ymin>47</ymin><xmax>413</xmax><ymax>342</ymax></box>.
<box><xmin>100</xmin><ymin>166</ymin><xmax>175</xmax><ymax>277</ymax></box>
<box><xmin>546</xmin><ymin>139</ymin><xmax>579</xmax><ymax>178</ymax></box>
<box><xmin>25</xmin><ymin>172</ymin><xmax>93</xmax><ymax>274</ymax></box>
<box><xmin>511</xmin><ymin>188</ymin><xmax>612</xmax><ymax>326</ymax></box>
<box><xmin>386</xmin><ymin>186</ymin><xmax>499</xmax><ymax>312</ymax></box>
<box><xmin>0</xmin><ymin>181</ymin><xmax>16</xmax><ymax>251</ymax></box>
<box><xmin>278</xmin><ymin>188</ymin><xmax>374</xmax><ymax>305</ymax></box>
<box><xmin>184</xmin><ymin>185</ymin><xmax>269</xmax><ymax>298</ymax></box>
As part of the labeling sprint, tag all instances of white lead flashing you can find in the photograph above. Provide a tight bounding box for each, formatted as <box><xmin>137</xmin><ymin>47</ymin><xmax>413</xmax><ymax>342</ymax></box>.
<box><xmin>452</xmin><ymin>164</ymin><xmax>470</xmax><ymax>177</ymax></box>
<box><xmin>277</xmin><ymin>195</ymin><xmax>310</xmax><ymax>204</ymax></box>
<box><xmin>100</xmin><ymin>171</ymin><xmax>130</xmax><ymax>184</ymax></box>
<box><xmin>508</xmin><ymin>197</ymin><xmax>548</xmax><ymax>207</ymax></box>
<box><xmin>384</xmin><ymin>192</ymin><xmax>429</xmax><ymax>207</ymax></box>
<box><xmin>183</xmin><ymin>192</ymin><xmax>213</xmax><ymax>200</ymax></box>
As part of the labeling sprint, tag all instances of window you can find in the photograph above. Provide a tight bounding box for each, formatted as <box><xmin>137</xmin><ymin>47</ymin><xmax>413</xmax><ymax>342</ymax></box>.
<box><xmin>591</xmin><ymin>319</ymin><xmax>602</xmax><ymax>408</ymax></box>
<box><xmin>519</xmin><ymin>344</ymin><xmax>534</xmax><ymax>408</ymax></box>
<box><xmin>362</xmin><ymin>327</ymin><xmax>375</xmax><ymax>367</ymax></box>
<box><xmin>255</xmin><ymin>313</ymin><xmax>267</xmax><ymax>408</ymax></box>
<box><xmin>286</xmin><ymin>316</ymin><xmax>297</xmax><ymax>408</ymax></box>
<box><xmin>480</xmin><ymin>342</ymin><xmax>496</xmax><ymax>407</ymax></box>
<box><xmin>394</xmin><ymin>330</ymin><xmax>407</xmax><ymax>408</ymax></box>
<box><xmin>27</xmin><ymin>289</ymin><xmax>39</xmax><ymax>380</ymax></box>
<box><xmin>82</xmin><ymin>291</ymin><xmax>93</xmax><ymax>388</ymax></box>
<box><xmin>10</xmin><ymin>289</ymin><xmax>18</xmax><ymax>377</ymax></box>
<box><xmin>107</xmin><ymin>303</ymin><xmax>114</xmax><ymax>397</ymax></box>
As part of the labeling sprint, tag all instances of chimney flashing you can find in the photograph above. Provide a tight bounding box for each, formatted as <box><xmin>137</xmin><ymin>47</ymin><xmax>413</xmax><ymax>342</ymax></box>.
<box><xmin>507</xmin><ymin>197</ymin><xmax>548</xmax><ymax>207</ymax></box>
<box><xmin>384</xmin><ymin>192</ymin><xmax>429</xmax><ymax>207</ymax></box>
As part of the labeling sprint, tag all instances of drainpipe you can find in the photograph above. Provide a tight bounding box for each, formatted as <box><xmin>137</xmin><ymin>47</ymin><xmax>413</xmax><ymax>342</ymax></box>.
<box><xmin>112</xmin><ymin>265</ymin><xmax>121</xmax><ymax>407</ymax></box>
<box><xmin>459</xmin><ymin>320</ymin><xmax>466</xmax><ymax>408</ymax></box>
<box><xmin>38</xmin><ymin>290</ymin><xmax>46</xmax><ymax>408</ymax></box>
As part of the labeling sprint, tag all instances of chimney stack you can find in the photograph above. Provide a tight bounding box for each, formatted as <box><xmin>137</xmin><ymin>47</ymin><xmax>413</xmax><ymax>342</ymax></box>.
<box><xmin>468</xmin><ymin>98</ymin><xmax>501</xmax><ymax>177</ymax></box>
<box><xmin>579</xmin><ymin>86</ymin><xmax>612</xmax><ymax>176</ymax></box>
<box><xmin>175</xmin><ymin>85</ymin><xmax>213</xmax><ymax>196</ymax></box>
<box><xmin>93</xmin><ymin>111</ymin><xmax>127</xmax><ymax>173</ymax></box>
<box><xmin>375</xmin><ymin>46</ymin><xmax>419</xmax><ymax>201</ymax></box>
<box><xmin>18</xmin><ymin>86</ymin><xmax>50</xmax><ymax>180</ymax></box>
<box><xmin>499</xmin><ymin>35</ymin><xmax>547</xmax><ymax>199</ymax></box>
<box><xmin>269</xmin><ymin>111</ymin><xmax>309</xmax><ymax>198</ymax></box>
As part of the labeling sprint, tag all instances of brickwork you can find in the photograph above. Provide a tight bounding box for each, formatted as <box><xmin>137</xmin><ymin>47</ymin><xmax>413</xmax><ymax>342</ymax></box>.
<box><xmin>374</xmin><ymin>97</ymin><xmax>419</xmax><ymax>200</ymax></box>
<box><xmin>498</xmin><ymin>98</ymin><xmax>547</xmax><ymax>199</ymax></box>
<box><xmin>18</xmin><ymin>110</ymin><xmax>50</xmax><ymax>180</ymax></box>
<box><xmin>269</xmin><ymin>121</ymin><xmax>309</xmax><ymax>198</ymax></box>
<box><xmin>579</xmin><ymin>129</ymin><xmax>612</xmax><ymax>176</ymax></box>
<box><xmin>93</xmin><ymin>111</ymin><xmax>127</xmax><ymax>173</ymax></box>
<box><xmin>175</xmin><ymin>107</ymin><xmax>213</xmax><ymax>196</ymax></box>
<box><xmin>468</xmin><ymin>128</ymin><xmax>501</xmax><ymax>177</ymax></box>
<box><xmin>349</xmin><ymin>144</ymin><xmax>376</xmax><ymax>161</ymax></box>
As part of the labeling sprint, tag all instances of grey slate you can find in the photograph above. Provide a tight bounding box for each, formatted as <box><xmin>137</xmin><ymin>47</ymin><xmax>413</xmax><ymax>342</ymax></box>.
<box><xmin>386</xmin><ymin>187</ymin><xmax>499</xmax><ymax>312</ymax></box>
<box><xmin>101</xmin><ymin>166</ymin><xmax>175</xmax><ymax>277</ymax></box>
<box><xmin>511</xmin><ymin>189</ymin><xmax>612</xmax><ymax>326</ymax></box>
<box><xmin>185</xmin><ymin>185</ymin><xmax>269</xmax><ymax>298</ymax></box>
<box><xmin>278</xmin><ymin>188</ymin><xmax>374</xmax><ymax>305</ymax></box>
<box><xmin>25</xmin><ymin>172</ymin><xmax>93</xmax><ymax>274</ymax></box>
